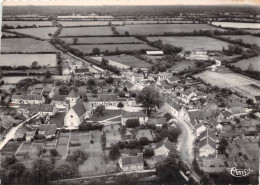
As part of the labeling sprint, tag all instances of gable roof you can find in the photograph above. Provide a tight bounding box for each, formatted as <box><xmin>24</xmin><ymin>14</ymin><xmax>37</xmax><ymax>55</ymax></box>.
<box><xmin>122</xmin><ymin>111</ymin><xmax>147</xmax><ymax>118</ymax></box>
<box><xmin>199</xmin><ymin>129</ymin><xmax>216</xmax><ymax>141</ymax></box>
<box><xmin>39</xmin><ymin>104</ymin><xmax>55</xmax><ymax>113</ymax></box>
<box><xmin>199</xmin><ymin>137</ymin><xmax>216</xmax><ymax>149</ymax></box>
<box><xmin>12</xmin><ymin>94</ymin><xmax>44</xmax><ymax>101</ymax></box>
<box><xmin>167</xmin><ymin>76</ymin><xmax>180</xmax><ymax>82</ymax></box>
<box><xmin>52</xmin><ymin>95</ymin><xmax>67</xmax><ymax>102</ymax></box>
<box><xmin>121</xmin><ymin>154</ymin><xmax>143</xmax><ymax>166</ymax></box>
<box><xmin>187</xmin><ymin>110</ymin><xmax>204</xmax><ymax>121</ymax></box>
<box><xmin>156</xmin><ymin>138</ymin><xmax>175</xmax><ymax>151</ymax></box>
<box><xmin>15</xmin><ymin>125</ymin><xmax>32</xmax><ymax>139</ymax></box>
<box><xmin>68</xmin><ymin>89</ymin><xmax>79</xmax><ymax>98</ymax></box>
<box><xmin>38</xmin><ymin>124</ymin><xmax>57</xmax><ymax>136</ymax></box>
<box><xmin>72</xmin><ymin>100</ymin><xmax>92</xmax><ymax>117</ymax></box>
<box><xmin>194</xmin><ymin>122</ymin><xmax>204</xmax><ymax>130</ymax></box>
<box><xmin>209</xmin><ymin>118</ymin><xmax>220</xmax><ymax>127</ymax></box>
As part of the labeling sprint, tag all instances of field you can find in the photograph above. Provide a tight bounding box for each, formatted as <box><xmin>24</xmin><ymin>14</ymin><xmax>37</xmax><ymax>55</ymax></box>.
<box><xmin>0</xmin><ymin>76</ymin><xmax>45</xmax><ymax>84</ymax></box>
<box><xmin>61</xmin><ymin>37</ymin><xmax>143</xmax><ymax>44</ymax></box>
<box><xmin>71</xmin><ymin>43</ymin><xmax>156</xmax><ymax>54</ymax></box>
<box><xmin>125</xmin><ymin>20</ymin><xmax>193</xmax><ymax>24</ymax></box>
<box><xmin>2</xmin><ymin>31</ymin><xmax>16</xmax><ymax>37</ymax></box>
<box><xmin>170</xmin><ymin>60</ymin><xmax>196</xmax><ymax>73</ymax></box>
<box><xmin>244</xmin><ymin>29</ymin><xmax>260</xmax><ymax>34</ymax></box>
<box><xmin>2</xmin><ymin>21</ymin><xmax>53</xmax><ymax>27</ymax></box>
<box><xmin>103</xmin><ymin>55</ymin><xmax>151</xmax><ymax>68</ymax></box>
<box><xmin>1</xmin><ymin>38</ymin><xmax>58</xmax><ymax>52</ymax></box>
<box><xmin>1</xmin><ymin>54</ymin><xmax>57</xmax><ymax>67</ymax></box>
<box><xmin>212</xmin><ymin>22</ymin><xmax>260</xmax><ymax>29</ymax></box>
<box><xmin>58</xmin><ymin>21</ymin><xmax>123</xmax><ymax>27</ymax></box>
<box><xmin>59</xmin><ymin>27</ymin><xmax>114</xmax><ymax>36</ymax></box>
<box><xmin>16</xmin><ymin>141</ymin><xmax>32</xmax><ymax>155</ymax></box>
<box><xmin>116</xmin><ymin>24</ymin><xmax>222</xmax><ymax>35</ymax></box>
<box><xmin>233</xmin><ymin>56</ymin><xmax>260</xmax><ymax>71</ymax></box>
<box><xmin>8</xmin><ymin>27</ymin><xmax>58</xmax><ymax>39</ymax></box>
<box><xmin>1</xmin><ymin>142</ymin><xmax>21</xmax><ymax>156</ymax></box>
<box><xmin>147</xmin><ymin>36</ymin><xmax>230</xmax><ymax>51</ymax></box>
<box><xmin>220</xmin><ymin>35</ymin><xmax>260</xmax><ymax>46</ymax></box>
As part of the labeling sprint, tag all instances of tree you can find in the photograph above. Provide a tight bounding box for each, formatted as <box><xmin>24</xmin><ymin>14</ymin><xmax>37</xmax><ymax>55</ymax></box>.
<box><xmin>95</xmin><ymin>105</ymin><xmax>105</xmax><ymax>117</ymax></box>
<box><xmin>109</xmin><ymin>145</ymin><xmax>121</xmax><ymax>160</ymax></box>
<box><xmin>92</xmin><ymin>48</ymin><xmax>100</xmax><ymax>55</ymax></box>
<box><xmin>73</xmin><ymin>37</ymin><xmax>78</xmax><ymax>45</ymax></box>
<box><xmin>50</xmin><ymin>149</ymin><xmax>59</xmax><ymax>157</ymax></box>
<box><xmin>200</xmin><ymin>173</ymin><xmax>214</xmax><ymax>185</ymax></box>
<box><xmin>123</xmin><ymin>87</ymin><xmax>128</xmax><ymax>92</ymax></box>
<box><xmin>82</xmin><ymin>94</ymin><xmax>88</xmax><ymax>102</ymax></box>
<box><xmin>31</xmin><ymin>159</ymin><xmax>54</xmax><ymax>185</ymax></box>
<box><xmin>136</xmin><ymin>86</ymin><xmax>164</xmax><ymax>116</ymax></box>
<box><xmin>126</xmin><ymin>119</ymin><xmax>140</xmax><ymax>128</ymax></box>
<box><xmin>117</xmin><ymin>102</ymin><xmax>124</xmax><ymax>108</ymax></box>
<box><xmin>31</xmin><ymin>61</ymin><xmax>38</xmax><ymax>68</ymax></box>
<box><xmin>105</xmin><ymin>76</ymin><xmax>114</xmax><ymax>84</ymax></box>
<box><xmin>87</xmin><ymin>78</ymin><xmax>96</xmax><ymax>87</ymax></box>
<box><xmin>118</xmin><ymin>91</ymin><xmax>125</xmax><ymax>98</ymax></box>
<box><xmin>139</xmin><ymin>137</ymin><xmax>149</xmax><ymax>146</ymax></box>
<box><xmin>218</xmin><ymin>138</ymin><xmax>229</xmax><ymax>154</ymax></box>
<box><xmin>53</xmin><ymin>164</ymin><xmax>78</xmax><ymax>180</ymax></box>
<box><xmin>66</xmin><ymin>150</ymin><xmax>88</xmax><ymax>165</ymax></box>
<box><xmin>45</xmin><ymin>70</ymin><xmax>51</xmax><ymax>78</ymax></box>
<box><xmin>48</xmin><ymin>33</ymin><xmax>53</xmax><ymax>38</ymax></box>
<box><xmin>59</xmin><ymin>85</ymin><xmax>70</xmax><ymax>95</ymax></box>
<box><xmin>125</xmin><ymin>31</ymin><xmax>130</xmax><ymax>36</ymax></box>
<box><xmin>144</xmin><ymin>148</ymin><xmax>154</xmax><ymax>157</ymax></box>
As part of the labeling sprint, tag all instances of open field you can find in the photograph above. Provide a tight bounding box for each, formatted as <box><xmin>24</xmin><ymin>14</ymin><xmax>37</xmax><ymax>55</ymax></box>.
<box><xmin>58</xmin><ymin>21</ymin><xmax>123</xmax><ymax>27</ymax></box>
<box><xmin>244</xmin><ymin>29</ymin><xmax>260</xmax><ymax>34</ymax></box>
<box><xmin>233</xmin><ymin>56</ymin><xmax>260</xmax><ymax>71</ymax></box>
<box><xmin>1</xmin><ymin>54</ymin><xmax>57</xmax><ymax>67</ymax></box>
<box><xmin>71</xmin><ymin>43</ymin><xmax>156</xmax><ymax>54</ymax></box>
<box><xmin>125</xmin><ymin>20</ymin><xmax>193</xmax><ymax>24</ymax></box>
<box><xmin>220</xmin><ymin>35</ymin><xmax>260</xmax><ymax>46</ymax></box>
<box><xmin>2</xmin><ymin>21</ymin><xmax>53</xmax><ymax>27</ymax></box>
<box><xmin>103</xmin><ymin>55</ymin><xmax>151</xmax><ymax>68</ymax></box>
<box><xmin>92</xmin><ymin>57</ymin><xmax>129</xmax><ymax>69</ymax></box>
<box><xmin>59</xmin><ymin>27</ymin><xmax>114</xmax><ymax>36</ymax></box>
<box><xmin>212</xmin><ymin>22</ymin><xmax>260</xmax><ymax>29</ymax></box>
<box><xmin>0</xmin><ymin>76</ymin><xmax>45</xmax><ymax>84</ymax></box>
<box><xmin>169</xmin><ymin>60</ymin><xmax>196</xmax><ymax>73</ymax></box>
<box><xmin>2</xmin><ymin>31</ymin><xmax>17</xmax><ymax>37</ymax></box>
<box><xmin>61</xmin><ymin>37</ymin><xmax>143</xmax><ymax>44</ymax></box>
<box><xmin>1</xmin><ymin>38</ymin><xmax>58</xmax><ymax>52</ymax></box>
<box><xmin>8</xmin><ymin>27</ymin><xmax>57</xmax><ymax>39</ymax></box>
<box><xmin>116</xmin><ymin>24</ymin><xmax>222</xmax><ymax>35</ymax></box>
<box><xmin>147</xmin><ymin>36</ymin><xmax>230</xmax><ymax>51</ymax></box>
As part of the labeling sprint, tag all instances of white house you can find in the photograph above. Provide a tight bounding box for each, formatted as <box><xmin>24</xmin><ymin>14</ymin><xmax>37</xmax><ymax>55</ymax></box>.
<box><xmin>119</xmin><ymin>153</ymin><xmax>144</xmax><ymax>172</ymax></box>
<box><xmin>154</xmin><ymin>138</ymin><xmax>176</xmax><ymax>158</ymax></box>
<box><xmin>51</xmin><ymin>95</ymin><xmax>67</xmax><ymax>110</ymax></box>
<box><xmin>186</xmin><ymin>49</ymin><xmax>209</xmax><ymax>61</ymax></box>
<box><xmin>194</xmin><ymin>123</ymin><xmax>207</xmax><ymax>137</ymax></box>
<box><xmin>11</xmin><ymin>94</ymin><xmax>45</xmax><ymax>105</ymax></box>
<box><xmin>38</xmin><ymin>104</ymin><xmax>58</xmax><ymax>117</ymax></box>
<box><xmin>209</xmin><ymin>118</ymin><xmax>222</xmax><ymax>131</ymax></box>
<box><xmin>121</xmin><ymin>111</ymin><xmax>148</xmax><ymax>126</ymax></box>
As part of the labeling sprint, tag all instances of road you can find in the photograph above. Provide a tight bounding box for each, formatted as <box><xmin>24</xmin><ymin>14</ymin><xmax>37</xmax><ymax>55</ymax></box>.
<box><xmin>0</xmin><ymin>114</ymin><xmax>38</xmax><ymax>150</ymax></box>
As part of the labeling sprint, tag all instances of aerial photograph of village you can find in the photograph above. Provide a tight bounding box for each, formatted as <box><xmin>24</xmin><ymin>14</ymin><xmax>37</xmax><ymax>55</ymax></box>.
<box><xmin>0</xmin><ymin>0</ymin><xmax>259</xmax><ymax>184</ymax></box>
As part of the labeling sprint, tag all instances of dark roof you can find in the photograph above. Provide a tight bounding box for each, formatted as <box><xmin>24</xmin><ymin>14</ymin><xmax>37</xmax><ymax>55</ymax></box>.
<box><xmin>68</xmin><ymin>89</ymin><xmax>79</xmax><ymax>98</ymax></box>
<box><xmin>12</xmin><ymin>94</ymin><xmax>44</xmax><ymax>101</ymax></box>
<box><xmin>121</xmin><ymin>154</ymin><xmax>143</xmax><ymax>166</ymax></box>
<box><xmin>75</xmin><ymin>69</ymin><xmax>89</xmax><ymax>73</ymax></box>
<box><xmin>0</xmin><ymin>119</ymin><xmax>13</xmax><ymax>130</ymax></box>
<box><xmin>15</xmin><ymin>125</ymin><xmax>32</xmax><ymax>138</ymax></box>
<box><xmin>99</xmin><ymin>94</ymin><xmax>117</xmax><ymax>101</ymax></box>
<box><xmin>72</xmin><ymin>100</ymin><xmax>92</xmax><ymax>117</ymax></box>
<box><xmin>164</xmin><ymin>113</ymin><xmax>173</xmax><ymax>121</ymax></box>
<box><xmin>156</xmin><ymin>138</ymin><xmax>175</xmax><ymax>150</ymax></box>
<box><xmin>49</xmin><ymin>112</ymin><xmax>66</xmax><ymax>128</ymax></box>
<box><xmin>209</xmin><ymin>118</ymin><xmax>220</xmax><ymax>127</ymax></box>
<box><xmin>122</xmin><ymin>111</ymin><xmax>147</xmax><ymax>118</ymax></box>
<box><xmin>194</xmin><ymin>123</ymin><xmax>203</xmax><ymax>130</ymax></box>
<box><xmin>255</xmin><ymin>96</ymin><xmax>260</xmax><ymax>101</ymax></box>
<box><xmin>167</xmin><ymin>76</ymin><xmax>180</xmax><ymax>82</ymax></box>
<box><xmin>52</xmin><ymin>95</ymin><xmax>67</xmax><ymax>102</ymax></box>
<box><xmin>199</xmin><ymin>129</ymin><xmax>216</xmax><ymax>141</ymax></box>
<box><xmin>199</xmin><ymin>137</ymin><xmax>216</xmax><ymax>149</ymax></box>
<box><xmin>38</xmin><ymin>124</ymin><xmax>57</xmax><ymax>136</ymax></box>
<box><xmin>39</xmin><ymin>104</ymin><xmax>55</xmax><ymax>112</ymax></box>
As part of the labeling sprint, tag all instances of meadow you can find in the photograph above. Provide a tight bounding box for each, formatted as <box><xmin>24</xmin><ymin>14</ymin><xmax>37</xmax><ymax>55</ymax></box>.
<box><xmin>61</xmin><ymin>36</ymin><xmax>143</xmax><ymax>44</ymax></box>
<box><xmin>116</xmin><ymin>24</ymin><xmax>222</xmax><ymax>35</ymax></box>
<box><xmin>220</xmin><ymin>35</ymin><xmax>260</xmax><ymax>46</ymax></box>
<box><xmin>170</xmin><ymin>60</ymin><xmax>196</xmax><ymax>73</ymax></box>
<box><xmin>1</xmin><ymin>54</ymin><xmax>57</xmax><ymax>67</ymax></box>
<box><xmin>58</xmin><ymin>21</ymin><xmax>123</xmax><ymax>27</ymax></box>
<box><xmin>1</xmin><ymin>38</ymin><xmax>58</xmax><ymax>52</ymax></box>
<box><xmin>212</xmin><ymin>22</ymin><xmax>260</xmax><ymax>29</ymax></box>
<box><xmin>104</xmin><ymin>55</ymin><xmax>151</xmax><ymax>68</ymax></box>
<box><xmin>233</xmin><ymin>56</ymin><xmax>260</xmax><ymax>71</ymax></box>
<box><xmin>59</xmin><ymin>27</ymin><xmax>114</xmax><ymax>36</ymax></box>
<box><xmin>147</xmin><ymin>36</ymin><xmax>230</xmax><ymax>51</ymax></box>
<box><xmin>125</xmin><ymin>20</ymin><xmax>193</xmax><ymax>24</ymax></box>
<box><xmin>2</xmin><ymin>21</ymin><xmax>53</xmax><ymax>27</ymax></box>
<box><xmin>71</xmin><ymin>43</ymin><xmax>156</xmax><ymax>54</ymax></box>
<box><xmin>2</xmin><ymin>31</ymin><xmax>16</xmax><ymax>37</ymax></box>
<box><xmin>244</xmin><ymin>29</ymin><xmax>260</xmax><ymax>34</ymax></box>
<box><xmin>8</xmin><ymin>27</ymin><xmax>58</xmax><ymax>39</ymax></box>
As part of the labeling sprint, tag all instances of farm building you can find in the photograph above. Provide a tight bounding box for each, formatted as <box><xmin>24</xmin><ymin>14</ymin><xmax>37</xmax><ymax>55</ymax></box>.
<box><xmin>146</xmin><ymin>51</ymin><xmax>164</xmax><ymax>56</ymax></box>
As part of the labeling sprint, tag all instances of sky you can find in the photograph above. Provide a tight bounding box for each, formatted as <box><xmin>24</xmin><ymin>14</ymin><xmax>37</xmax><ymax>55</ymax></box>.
<box><xmin>2</xmin><ymin>0</ymin><xmax>260</xmax><ymax>6</ymax></box>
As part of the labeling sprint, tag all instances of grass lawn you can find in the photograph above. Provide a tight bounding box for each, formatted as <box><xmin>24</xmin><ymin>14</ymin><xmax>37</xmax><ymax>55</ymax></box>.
<box><xmin>1</xmin><ymin>54</ymin><xmax>57</xmax><ymax>67</ymax></box>
<box><xmin>220</xmin><ymin>35</ymin><xmax>260</xmax><ymax>46</ymax></box>
<box><xmin>3</xmin><ymin>21</ymin><xmax>53</xmax><ymax>28</ymax></box>
<box><xmin>104</xmin><ymin>55</ymin><xmax>152</xmax><ymax>68</ymax></box>
<box><xmin>61</xmin><ymin>36</ymin><xmax>143</xmax><ymax>44</ymax></box>
<box><xmin>8</xmin><ymin>27</ymin><xmax>57</xmax><ymax>39</ymax></box>
<box><xmin>1</xmin><ymin>38</ymin><xmax>58</xmax><ymax>53</ymax></box>
<box><xmin>116</xmin><ymin>24</ymin><xmax>223</xmax><ymax>35</ymax></box>
<box><xmin>147</xmin><ymin>36</ymin><xmax>230</xmax><ymax>51</ymax></box>
<box><xmin>71</xmin><ymin>43</ymin><xmax>156</xmax><ymax>54</ymax></box>
<box><xmin>59</xmin><ymin>27</ymin><xmax>114</xmax><ymax>36</ymax></box>
<box><xmin>92</xmin><ymin>110</ymin><xmax>122</xmax><ymax>121</ymax></box>
<box><xmin>16</xmin><ymin>142</ymin><xmax>32</xmax><ymax>155</ymax></box>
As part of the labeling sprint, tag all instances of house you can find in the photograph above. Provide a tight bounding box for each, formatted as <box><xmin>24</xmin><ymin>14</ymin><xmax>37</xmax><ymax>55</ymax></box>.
<box><xmin>0</xmin><ymin>84</ymin><xmax>15</xmax><ymax>94</ymax></box>
<box><xmin>17</xmin><ymin>104</ymin><xmax>40</xmax><ymax>118</ymax></box>
<box><xmin>198</xmin><ymin>158</ymin><xmax>227</xmax><ymax>173</ymax></box>
<box><xmin>66</xmin><ymin>89</ymin><xmax>80</xmax><ymax>108</ymax></box>
<box><xmin>198</xmin><ymin>129</ymin><xmax>217</xmax><ymax>142</ymax></box>
<box><xmin>194</xmin><ymin>123</ymin><xmax>207</xmax><ymax>137</ymax></box>
<box><xmin>14</xmin><ymin>125</ymin><xmax>33</xmax><ymax>141</ymax></box>
<box><xmin>242</xmin><ymin>126</ymin><xmax>259</xmax><ymax>139</ymax></box>
<box><xmin>209</xmin><ymin>118</ymin><xmax>222</xmax><ymax>131</ymax></box>
<box><xmin>26</xmin><ymin>131</ymin><xmax>35</xmax><ymax>141</ymax></box>
<box><xmin>154</xmin><ymin>138</ymin><xmax>176</xmax><ymax>158</ymax></box>
<box><xmin>64</xmin><ymin>100</ymin><xmax>93</xmax><ymax>128</ymax></box>
<box><xmin>121</xmin><ymin>111</ymin><xmax>148</xmax><ymax>126</ymax></box>
<box><xmin>166</xmin><ymin>76</ymin><xmax>180</xmax><ymax>84</ymax></box>
<box><xmin>38</xmin><ymin>124</ymin><xmax>57</xmax><ymax>139</ymax></box>
<box><xmin>183</xmin><ymin>110</ymin><xmax>204</xmax><ymax>129</ymax></box>
<box><xmin>89</xmin><ymin>94</ymin><xmax>118</xmax><ymax>108</ymax></box>
<box><xmin>51</xmin><ymin>95</ymin><xmax>67</xmax><ymax>110</ymax></box>
<box><xmin>130</xmin><ymin>73</ymin><xmax>144</xmax><ymax>84</ymax></box>
<box><xmin>119</xmin><ymin>153</ymin><xmax>144</xmax><ymax>172</ymax></box>
<box><xmin>165</xmin><ymin>98</ymin><xmax>183</xmax><ymax>117</ymax></box>
<box><xmin>180</xmin><ymin>90</ymin><xmax>197</xmax><ymax>103</ymax></box>
<box><xmin>11</xmin><ymin>94</ymin><xmax>45</xmax><ymax>105</ymax></box>
<box><xmin>31</xmin><ymin>88</ymin><xmax>43</xmax><ymax>95</ymax></box>
<box><xmin>198</xmin><ymin>129</ymin><xmax>217</xmax><ymax>157</ymax></box>
<box><xmin>186</xmin><ymin>49</ymin><xmax>209</xmax><ymax>61</ymax></box>
<box><xmin>157</xmin><ymin>72</ymin><xmax>172</xmax><ymax>82</ymax></box>
<box><xmin>38</xmin><ymin>104</ymin><xmax>58</xmax><ymax>117</ymax></box>
<box><xmin>146</xmin><ymin>51</ymin><xmax>164</xmax><ymax>56</ymax></box>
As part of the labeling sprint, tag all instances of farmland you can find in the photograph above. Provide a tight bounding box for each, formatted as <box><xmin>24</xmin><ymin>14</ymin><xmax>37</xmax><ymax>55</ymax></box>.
<box><xmin>59</xmin><ymin>27</ymin><xmax>114</xmax><ymax>36</ymax></box>
<box><xmin>103</xmin><ymin>55</ymin><xmax>151</xmax><ymax>68</ymax></box>
<box><xmin>2</xmin><ymin>21</ymin><xmax>53</xmax><ymax>27</ymax></box>
<box><xmin>58</xmin><ymin>21</ymin><xmax>123</xmax><ymax>27</ymax></box>
<box><xmin>124</xmin><ymin>20</ymin><xmax>194</xmax><ymax>24</ymax></box>
<box><xmin>220</xmin><ymin>35</ymin><xmax>260</xmax><ymax>46</ymax></box>
<box><xmin>212</xmin><ymin>22</ymin><xmax>260</xmax><ymax>29</ymax></box>
<box><xmin>147</xmin><ymin>36</ymin><xmax>230</xmax><ymax>51</ymax></box>
<box><xmin>8</xmin><ymin>27</ymin><xmax>58</xmax><ymax>39</ymax></box>
<box><xmin>170</xmin><ymin>60</ymin><xmax>196</xmax><ymax>73</ymax></box>
<box><xmin>233</xmin><ymin>55</ymin><xmax>260</xmax><ymax>71</ymax></box>
<box><xmin>71</xmin><ymin>43</ymin><xmax>156</xmax><ymax>54</ymax></box>
<box><xmin>1</xmin><ymin>54</ymin><xmax>57</xmax><ymax>67</ymax></box>
<box><xmin>1</xmin><ymin>38</ymin><xmax>58</xmax><ymax>53</ymax></box>
<box><xmin>116</xmin><ymin>24</ymin><xmax>222</xmax><ymax>35</ymax></box>
<box><xmin>61</xmin><ymin>36</ymin><xmax>143</xmax><ymax>44</ymax></box>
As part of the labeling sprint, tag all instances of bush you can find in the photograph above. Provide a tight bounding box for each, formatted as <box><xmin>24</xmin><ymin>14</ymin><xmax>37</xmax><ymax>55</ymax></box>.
<box><xmin>66</xmin><ymin>150</ymin><xmax>88</xmax><ymax>165</ymax></box>
<box><xmin>126</xmin><ymin>119</ymin><xmax>140</xmax><ymax>128</ymax></box>
<box><xmin>144</xmin><ymin>148</ymin><xmax>154</xmax><ymax>157</ymax></box>
<box><xmin>50</xmin><ymin>149</ymin><xmax>59</xmax><ymax>157</ymax></box>
<box><xmin>117</xmin><ymin>102</ymin><xmax>124</xmax><ymax>108</ymax></box>
<box><xmin>109</xmin><ymin>145</ymin><xmax>121</xmax><ymax>161</ymax></box>
<box><xmin>139</xmin><ymin>137</ymin><xmax>149</xmax><ymax>146</ymax></box>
